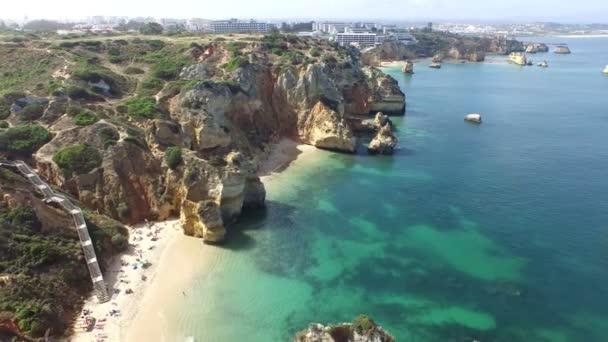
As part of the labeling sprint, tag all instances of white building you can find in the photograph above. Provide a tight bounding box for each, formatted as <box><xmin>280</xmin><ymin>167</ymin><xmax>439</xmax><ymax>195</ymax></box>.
<box><xmin>384</xmin><ymin>28</ymin><xmax>416</xmax><ymax>44</ymax></box>
<box><xmin>344</xmin><ymin>26</ymin><xmax>371</xmax><ymax>33</ymax></box>
<box><xmin>313</xmin><ymin>22</ymin><xmax>349</xmax><ymax>34</ymax></box>
<box><xmin>336</xmin><ymin>32</ymin><xmax>378</xmax><ymax>48</ymax></box>
<box><xmin>206</xmin><ymin>19</ymin><xmax>269</xmax><ymax>33</ymax></box>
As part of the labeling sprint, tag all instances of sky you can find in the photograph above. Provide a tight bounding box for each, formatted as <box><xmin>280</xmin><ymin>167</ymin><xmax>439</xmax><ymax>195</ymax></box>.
<box><xmin>1</xmin><ymin>0</ymin><xmax>607</xmax><ymax>23</ymax></box>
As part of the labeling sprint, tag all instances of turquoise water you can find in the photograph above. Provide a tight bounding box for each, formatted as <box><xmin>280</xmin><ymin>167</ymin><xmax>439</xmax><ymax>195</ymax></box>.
<box><xmin>173</xmin><ymin>37</ymin><xmax>608</xmax><ymax>341</ymax></box>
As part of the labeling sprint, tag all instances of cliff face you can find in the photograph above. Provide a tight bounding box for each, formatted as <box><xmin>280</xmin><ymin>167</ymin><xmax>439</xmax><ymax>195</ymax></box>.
<box><xmin>362</xmin><ymin>32</ymin><xmax>525</xmax><ymax>65</ymax></box>
<box><xmin>1</xmin><ymin>35</ymin><xmax>405</xmax><ymax>243</ymax></box>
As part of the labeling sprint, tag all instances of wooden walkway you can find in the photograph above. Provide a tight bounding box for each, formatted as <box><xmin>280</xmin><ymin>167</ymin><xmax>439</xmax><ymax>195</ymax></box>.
<box><xmin>0</xmin><ymin>160</ymin><xmax>110</xmax><ymax>303</ymax></box>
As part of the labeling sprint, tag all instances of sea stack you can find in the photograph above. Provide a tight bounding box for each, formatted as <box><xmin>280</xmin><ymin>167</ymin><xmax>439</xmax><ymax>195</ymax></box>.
<box><xmin>603</xmin><ymin>65</ymin><xmax>608</xmax><ymax>74</ymax></box>
<box><xmin>402</xmin><ymin>60</ymin><xmax>414</xmax><ymax>74</ymax></box>
<box><xmin>465</xmin><ymin>113</ymin><xmax>482</xmax><ymax>123</ymax></box>
<box><xmin>554</xmin><ymin>46</ymin><xmax>571</xmax><ymax>54</ymax></box>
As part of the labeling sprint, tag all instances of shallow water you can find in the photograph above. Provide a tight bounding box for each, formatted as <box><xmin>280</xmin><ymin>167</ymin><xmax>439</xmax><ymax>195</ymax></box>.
<box><xmin>169</xmin><ymin>37</ymin><xmax>608</xmax><ymax>341</ymax></box>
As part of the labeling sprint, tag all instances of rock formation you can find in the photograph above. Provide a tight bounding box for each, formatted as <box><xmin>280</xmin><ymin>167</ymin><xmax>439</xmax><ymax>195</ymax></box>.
<box><xmin>293</xmin><ymin>315</ymin><xmax>395</xmax><ymax>342</ymax></box>
<box><xmin>362</xmin><ymin>34</ymin><xmax>526</xmax><ymax>66</ymax></box>
<box><xmin>1</xmin><ymin>35</ymin><xmax>405</xmax><ymax>244</ymax></box>
<box><xmin>368</xmin><ymin>123</ymin><xmax>398</xmax><ymax>155</ymax></box>
<box><xmin>402</xmin><ymin>60</ymin><xmax>414</xmax><ymax>74</ymax></box>
<box><xmin>525</xmin><ymin>43</ymin><xmax>549</xmax><ymax>53</ymax></box>
<box><xmin>554</xmin><ymin>46</ymin><xmax>571</xmax><ymax>54</ymax></box>
<box><xmin>465</xmin><ymin>113</ymin><xmax>482</xmax><ymax>123</ymax></box>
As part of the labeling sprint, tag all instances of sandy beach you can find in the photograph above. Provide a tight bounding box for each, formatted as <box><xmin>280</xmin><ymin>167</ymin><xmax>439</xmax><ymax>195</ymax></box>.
<box><xmin>69</xmin><ymin>139</ymin><xmax>318</xmax><ymax>342</ymax></box>
<box><xmin>70</xmin><ymin>220</ymin><xmax>182</xmax><ymax>342</ymax></box>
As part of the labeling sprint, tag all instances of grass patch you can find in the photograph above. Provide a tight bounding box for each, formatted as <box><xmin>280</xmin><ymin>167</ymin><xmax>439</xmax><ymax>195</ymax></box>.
<box><xmin>124</xmin><ymin>97</ymin><xmax>159</xmax><ymax>119</ymax></box>
<box><xmin>18</xmin><ymin>104</ymin><xmax>44</xmax><ymax>121</ymax></box>
<box><xmin>0</xmin><ymin>99</ymin><xmax>10</xmax><ymax>119</ymax></box>
<box><xmin>53</xmin><ymin>144</ymin><xmax>102</xmax><ymax>176</ymax></box>
<box><xmin>73</xmin><ymin>110</ymin><xmax>99</xmax><ymax>126</ymax></box>
<box><xmin>222</xmin><ymin>55</ymin><xmax>249</xmax><ymax>71</ymax></box>
<box><xmin>137</xmin><ymin>77</ymin><xmax>164</xmax><ymax>97</ymax></box>
<box><xmin>150</xmin><ymin>56</ymin><xmax>189</xmax><ymax>80</ymax></box>
<box><xmin>0</xmin><ymin>124</ymin><xmax>51</xmax><ymax>156</ymax></box>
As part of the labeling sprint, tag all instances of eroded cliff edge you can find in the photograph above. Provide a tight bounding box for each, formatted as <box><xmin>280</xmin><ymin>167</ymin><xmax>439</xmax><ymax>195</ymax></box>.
<box><xmin>0</xmin><ymin>34</ymin><xmax>405</xmax><ymax>244</ymax></box>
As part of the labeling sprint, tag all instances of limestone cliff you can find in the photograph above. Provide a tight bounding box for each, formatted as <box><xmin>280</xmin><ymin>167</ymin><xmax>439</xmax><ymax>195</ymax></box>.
<box><xmin>362</xmin><ymin>32</ymin><xmax>525</xmax><ymax>65</ymax></box>
<box><xmin>0</xmin><ymin>34</ymin><xmax>405</xmax><ymax>243</ymax></box>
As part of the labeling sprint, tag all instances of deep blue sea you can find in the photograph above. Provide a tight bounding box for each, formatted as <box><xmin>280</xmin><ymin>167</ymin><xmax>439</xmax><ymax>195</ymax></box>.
<box><xmin>170</xmin><ymin>37</ymin><xmax>608</xmax><ymax>341</ymax></box>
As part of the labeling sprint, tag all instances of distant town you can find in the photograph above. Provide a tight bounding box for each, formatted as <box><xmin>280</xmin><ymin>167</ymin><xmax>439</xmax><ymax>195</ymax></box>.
<box><xmin>1</xmin><ymin>16</ymin><xmax>608</xmax><ymax>50</ymax></box>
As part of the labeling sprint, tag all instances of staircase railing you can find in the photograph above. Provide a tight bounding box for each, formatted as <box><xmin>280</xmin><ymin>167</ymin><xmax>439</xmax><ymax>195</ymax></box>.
<box><xmin>0</xmin><ymin>160</ymin><xmax>110</xmax><ymax>303</ymax></box>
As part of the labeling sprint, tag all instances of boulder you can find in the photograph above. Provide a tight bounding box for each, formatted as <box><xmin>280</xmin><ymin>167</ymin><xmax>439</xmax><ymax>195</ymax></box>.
<box><xmin>368</xmin><ymin>123</ymin><xmax>397</xmax><ymax>155</ymax></box>
<box><xmin>465</xmin><ymin>113</ymin><xmax>482</xmax><ymax>123</ymax></box>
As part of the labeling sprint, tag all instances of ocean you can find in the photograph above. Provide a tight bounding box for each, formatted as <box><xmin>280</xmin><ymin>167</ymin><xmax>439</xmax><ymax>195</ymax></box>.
<box><xmin>165</xmin><ymin>37</ymin><xmax>608</xmax><ymax>341</ymax></box>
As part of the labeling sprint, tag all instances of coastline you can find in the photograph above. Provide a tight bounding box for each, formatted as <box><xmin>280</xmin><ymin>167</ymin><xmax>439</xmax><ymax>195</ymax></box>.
<box><xmin>70</xmin><ymin>139</ymin><xmax>320</xmax><ymax>341</ymax></box>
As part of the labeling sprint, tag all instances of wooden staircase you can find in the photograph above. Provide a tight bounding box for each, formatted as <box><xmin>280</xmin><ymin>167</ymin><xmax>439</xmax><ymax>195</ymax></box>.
<box><xmin>0</xmin><ymin>160</ymin><xmax>111</xmax><ymax>303</ymax></box>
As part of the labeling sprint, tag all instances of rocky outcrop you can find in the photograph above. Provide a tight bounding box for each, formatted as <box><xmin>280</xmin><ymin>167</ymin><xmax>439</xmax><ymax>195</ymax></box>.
<box><xmin>364</xmin><ymin>67</ymin><xmax>406</xmax><ymax>115</ymax></box>
<box><xmin>362</xmin><ymin>35</ymin><xmax>525</xmax><ymax>65</ymax></box>
<box><xmin>368</xmin><ymin>123</ymin><xmax>398</xmax><ymax>155</ymax></box>
<box><xmin>4</xmin><ymin>36</ymin><xmax>405</xmax><ymax>244</ymax></box>
<box><xmin>293</xmin><ymin>316</ymin><xmax>395</xmax><ymax>342</ymax></box>
<box><xmin>525</xmin><ymin>43</ymin><xmax>549</xmax><ymax>53</ymax></box>
<box><xmin>361</xmin><ymin>41</ymin><xmax>415</xmax><ymax>66</ymax></box>
<box><xmin>402</xmin><ymin>60</ymin><xmax>414</xmax><ymax>74</ymax></box>
<box><xmin>554</xmin><ymin>46</ymin><xmax>571</xmax><ymax>54</ymax></box>
<box><xmin>465</xmin><ymin>113</ymin><xmax>482</xmax><ymax>123</ymax></box>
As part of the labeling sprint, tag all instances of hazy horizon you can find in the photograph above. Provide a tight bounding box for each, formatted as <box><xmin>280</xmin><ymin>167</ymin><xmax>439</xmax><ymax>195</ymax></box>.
<box><xmin>1</xmin><ymin>0</ymin><xmax>607</xmax><ymax>23</ymax></box>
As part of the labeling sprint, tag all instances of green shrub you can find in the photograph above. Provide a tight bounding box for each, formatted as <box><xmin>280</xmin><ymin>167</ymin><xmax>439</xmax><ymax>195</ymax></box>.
<box><xmin>124</xmin><ymin>97</ymin><xmax>159</xmax><ymax>119</ymax></box>
<box><xmin>108</xmin><ymin>55</ymin><xmax>125</xmax><ymax>64</ymax></box>
<box><xmin>74</xmin><ymin>110</ymin><xmax>99</xmax><ymax>126</ymax></box>
<box><xmin>111</xmin><ymin>233</ymin><xmax>128</xmax><ymax>251</ymax></box>
<box><xmin>0</xmin><ymin>99</ymin><xmax>10</xmax><ymax>120</ymax></box>
<box><xmin>222</xmin><ymin>55</ymin><xmax>249</xmax><ymax>71</ymax></box>
<box><xmin>124</xmin><ymin>66</ymin><xmax>145</xmax><ymax>75</ymax></box>
<box><xmin>66</xmin><ymin>86</ymin><xmax>105</xmax><ymax>102</ymax></box>
<box><xmin>0</xmin><ymin>124</ymin><xmax>51</xmax><ymax>155</ymax></box>
<box><xmin>138</xmin><ymin>77</ymin><xmax>164</xmax><ymax>96</ymax></box>
<box><xmin>352</xmin><ymin>315</ymin><xmax>375</xmax><ymax>335</ymax></box>
<box><xmin>151</xmin><ymin>57</ymin><xmax>188</xmax><ymax>80</ymax></box>
<box><xmin>0</xmin><ymin>121</ymin><xmax>8</xmax><ymax>129</ymax></box>
<box><xmin>0</xmin><ymin>207</ymin><xmax>40</xmax><ymax>230</ymax></box>
<box><xmin>164</xmin><ymin>146</ymin><xmax>182</xmax><ymax>170</ymax></box>
<box><xmin>52</xmin><ymin>144</ymin><xmax>102</xmax><ymax>176</ymax></box>
<box><xmin>99</xmin><ymin>127</ymin><xmax>119</xmax><ymax>148</ymax></box>
<box><xmin>322</xmin><ymin>54</ymin><xmax>338</xmax><ymax>65</ymax></box>
<box><xmin>310</xmin><ymin>48</ymin><xmax>321</xmax><ymax>57</ymax></box>
<box><xmin>18</xmin><ymin>104</ymin><xmax>44</xmax><ymax>121</ymax></box>
<box><xmin>140</xmin><ymin>22</ymin><xmax>163</xmax><ymax>35</ymax></box>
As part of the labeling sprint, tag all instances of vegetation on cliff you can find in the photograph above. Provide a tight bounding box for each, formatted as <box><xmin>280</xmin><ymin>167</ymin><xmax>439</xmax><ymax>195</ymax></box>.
<box><xmin>53</xmin><ymin>144</ymin><xmax>102</xmax><ymax>176</ymax></box>
<box><xmin>0</xmin><ymin>167</ymin><xmax>128</xmax><ymax>338</ymax></box>
<box><xmin>293</xmin><ymin>315</ymin><xmax>395</xmax><ymax>342</ymax></box>
<box><xmin>0</xmin><ymin>124</ymin><xmax>51</xmax><ymax>156</ymax></box>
